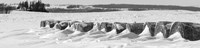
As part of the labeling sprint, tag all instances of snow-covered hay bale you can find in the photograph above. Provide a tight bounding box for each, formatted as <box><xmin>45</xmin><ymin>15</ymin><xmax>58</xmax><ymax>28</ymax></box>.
<box><xmin>144</xmin><ymin>22</ymin><xmax>156</xmax><ymax>36</ymax></box>
<box><xmin>40</xmin><ymin>20</ymin><xmax>61</xmax><ymax>28</ymax></box>
<box><xmin>55</xmin><ymin>21</ymin><xmax>71</xmax><ymax>30</ymax></box>
<box><xmin>154</xmin><ymin>21</ymin><xmax>172</xmax><ymax>38</ymax></box>
<box><xmin>113</xmin><ymin>22</ymin><xmax>127</xmax><ymax>34</ymax></box>
<box><xmin>99</xmin><ymin>22</ymin><xmax>115</xmax><ymax>32</ymax></box>
<box><xmin>127</xmin><ymin>23</ymin><xmax>145</xmax><ymax>35</ymax></box>
<box><xmin>73</xmin><ymin>22</ymin><xmax>94</xmax><ymax>32</ymax></box>
<box><xmin>179</xmin><ymin>22</ymin><xmax>200</xmax><ymax>41</ymax></box>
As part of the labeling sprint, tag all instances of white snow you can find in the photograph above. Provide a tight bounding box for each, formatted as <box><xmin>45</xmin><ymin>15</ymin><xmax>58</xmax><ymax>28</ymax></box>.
<box><xmin>0</xmin><ymin>10</ymin><xmax>200</xmax><ymax>48</ymax></box>
<box><xmin>155</xmin><ymin>32</ymin><xmax>165</xmax><ymax>39</ymax></box>
<box><xmin>138</xmin><ymin>25</ymin><xmax>151</xmax><ymax>37</ymax></box>
<box><xmin>168</xmin><ymin>32</ymin><xmax>186</xmax><ymax>41</ymax></box>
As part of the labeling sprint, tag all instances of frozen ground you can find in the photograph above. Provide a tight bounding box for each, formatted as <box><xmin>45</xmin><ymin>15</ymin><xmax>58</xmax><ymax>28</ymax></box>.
<box><xmin>0</xmin><ymin>10</ymin><xmax>200</xmax><ymax>48</ymax></box>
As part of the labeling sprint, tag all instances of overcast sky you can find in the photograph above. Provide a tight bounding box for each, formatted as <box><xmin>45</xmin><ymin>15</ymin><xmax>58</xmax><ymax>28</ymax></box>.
<box><xmin>1</xmin><ymin>0</ymin><xmax>200</xmax><ymax>6</ymax></box>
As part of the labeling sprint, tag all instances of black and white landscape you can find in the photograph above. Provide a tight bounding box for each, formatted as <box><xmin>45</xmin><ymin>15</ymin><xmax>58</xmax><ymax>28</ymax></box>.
<box><xmin>1</xmin><ymin>0</ymin><xmax>200</xmax><ymax>48</ymax></box>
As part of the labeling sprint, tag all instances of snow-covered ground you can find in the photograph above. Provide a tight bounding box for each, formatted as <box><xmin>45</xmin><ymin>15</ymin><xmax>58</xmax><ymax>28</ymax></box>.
<box><xmin>0</xmin><ymin>10</ymin><xmax>200</xmax><ymax>48</ymax></box>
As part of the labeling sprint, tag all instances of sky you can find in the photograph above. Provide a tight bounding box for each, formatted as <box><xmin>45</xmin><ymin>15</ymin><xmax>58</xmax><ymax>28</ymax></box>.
<box><xmin>1</xmin><ymin>0</ymin><xmax>200</xmax><ymax>7</ymax></box>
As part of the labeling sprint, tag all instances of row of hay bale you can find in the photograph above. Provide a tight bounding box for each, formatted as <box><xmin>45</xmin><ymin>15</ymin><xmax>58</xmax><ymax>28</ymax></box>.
<box><xmin>40</xmin><ymin>20</ymin><xmax>200</xmax><ymax>41</ymax></box>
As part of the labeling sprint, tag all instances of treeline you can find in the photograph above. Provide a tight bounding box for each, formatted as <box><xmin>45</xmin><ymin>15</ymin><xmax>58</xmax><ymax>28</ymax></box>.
<box><xmin>17</xmin><ymin>0</ymin><xmax>48</xmax><ymax>12</ymax></box>
<box><xmin>92</xmin><ymin>4</ymin><xmax>200</xmax><ymax>11</ymax></box>
<box><xmin>0</xmin><ymin>3</ymin><xmax>16</xmax><ymax>14</ymax></box>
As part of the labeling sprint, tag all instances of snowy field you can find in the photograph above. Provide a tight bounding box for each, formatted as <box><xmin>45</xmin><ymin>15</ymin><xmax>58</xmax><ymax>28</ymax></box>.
<box><xmin>0</xmin><ymin>10</ymin><xmax>200</xmax><ymax>48</ymax></box>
